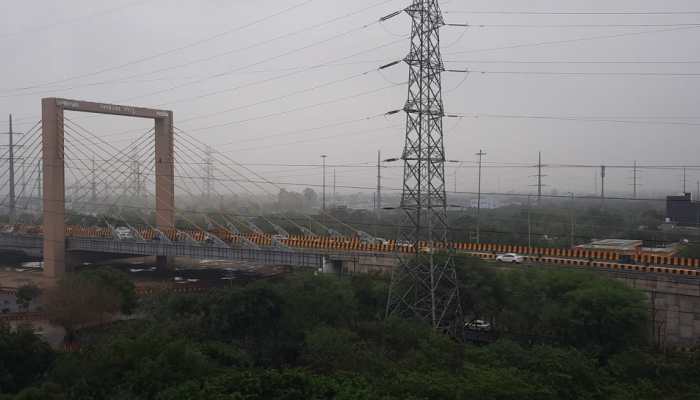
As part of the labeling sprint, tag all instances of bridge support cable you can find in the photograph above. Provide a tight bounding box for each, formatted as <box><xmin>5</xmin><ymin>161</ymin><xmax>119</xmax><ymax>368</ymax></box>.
<box><xmin>174</xmin><ymin>130</ymin><xmax>318</xmax><ymax>238</ymax></box>
<box><xmin>0</xmin><ymin>126</ymin><xmax>42</xmax><ymax>226</ymax></box>
<box><xmin>174</xmin><ymin>128</ymin><xmax>380</xmax><ymax>240</ymax></box>
<box><xmin>62</xmin><ymin>137</ymin><xmax>149</xmax><ymax>210</ymax></box>
<box><xmin>65</xmin><ymin>143</ymin><xmax>158</xmax><ymax>240</ymax></box>
<box><xmin>62</xmin><ymin>123</ymin><xmax>153</xmax><ymax>203</ymax></box>
<box><xmin>0</xmin><ymin>123</ymin><xmax>42</xmax><ymax>210</ymax></box>
<box><xmin>10</xmin><ymin>129</ymin><xmax>44</xmax><ymax>223</ymax></box>
<box><xmin>115</xmin><ymin>143</ymin><xmax>242</xmax><ymax>245</ymax></box>
<box><xmin>62</xmin><ymin>120</ymin><xmax>165</xmax><ymax>238</ymax></box>
<box><xmin>170</xmin><ymin>143</ymin><xmax>281</xmax><ymax>249</ymax></box>
<box><xmin>168</xmin><ymin>141</ymin><xmax>266</xmax><ymax>248</ymax></box>
<box><xmin>175</xmin><ymin>128</ymin><xmax>373</xmax><ymax>239</ymax></box>
<box><xmin>172</xmin><ymin>133</ymin><xmax>305</xmax><ymax>246</ymax></box>
<box><xmin>135</xmin><ymin>164</ymin><xmax>237</xmax><ymax>246</ymax></box>
<box><xmin>63</xmin><ymin>136</ymin><xmax>154</xmax><ymax>240</ymax></box>
<box><xmin>63</xmin><ymin>120</ymin><xmax>155</xmax><ymax>208</ymax></box>
<box><xmin>63</xmin><ymin>124</ymin><xmax>155</xmax><ymax>221</ymax></box>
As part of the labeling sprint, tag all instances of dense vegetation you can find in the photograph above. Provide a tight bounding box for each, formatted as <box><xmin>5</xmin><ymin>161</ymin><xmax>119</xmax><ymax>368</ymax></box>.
<box><xmin>2</xmin><ymin>258</ymin><xmax>700</xmax><ymax>399</ymax></box>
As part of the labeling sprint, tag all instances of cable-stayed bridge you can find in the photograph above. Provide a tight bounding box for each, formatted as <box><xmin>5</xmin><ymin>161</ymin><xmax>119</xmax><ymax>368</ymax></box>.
<box><xmin>1</xmin><ymin>97</ymin><xmax>700</xmax><ymax>281</ymax></box>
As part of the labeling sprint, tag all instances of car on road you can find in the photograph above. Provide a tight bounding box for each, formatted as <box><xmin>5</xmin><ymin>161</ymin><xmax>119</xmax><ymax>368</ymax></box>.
<box><xmin>114</xmin><ymin>226</ymin><xmax>133</xmax><ymax>240</ymax></box>
<box><xmin>496</xmin><ymin>253</ymin><xmax>524</xmax><ymax>263</ymax></box>
<box><xmin>465</xmin><ymin>319</ymin><xmax>491</xmax><ymax>332</ymax></box>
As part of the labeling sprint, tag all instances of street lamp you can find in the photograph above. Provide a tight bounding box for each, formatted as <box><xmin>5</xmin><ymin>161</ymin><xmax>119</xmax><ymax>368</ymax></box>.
<box><xmin>321</xmin><ymin>155</ymin><xmax>327</xmax><ymax>211</ymax></box>
<box><xmin>475</xmin><ymin>150</ymin><xmax>486</xmax><ymax>244</ymax></box>
<box><xmin>567</xmin><ymin>192</ymin><xmax>575</xmax><ymax>248</ymax></box>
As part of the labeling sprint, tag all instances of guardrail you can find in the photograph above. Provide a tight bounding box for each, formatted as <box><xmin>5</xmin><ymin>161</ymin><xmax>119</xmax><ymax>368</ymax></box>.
<box><xmin>2</xmin><ymin>227</ymin><xmax>700</xmax><ymax>272</ymax></box>
<box><xmin>475</xmin><ymin>252</ymin><xmax>700</xmax><ymax>279</ymax></box>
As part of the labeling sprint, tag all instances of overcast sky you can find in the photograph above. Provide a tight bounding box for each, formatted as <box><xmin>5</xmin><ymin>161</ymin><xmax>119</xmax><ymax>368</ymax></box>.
<box><xmin>1</xmin><ymin>0</ymin><xmax>699</xmax><ymax>200</ymax></box>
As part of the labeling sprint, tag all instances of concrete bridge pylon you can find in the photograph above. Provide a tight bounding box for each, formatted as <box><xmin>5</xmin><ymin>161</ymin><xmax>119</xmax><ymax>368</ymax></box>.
<box><xmin>41</xmin><ymin>98</ymin><xmax>174</xmax><ymax>278</ymax></box>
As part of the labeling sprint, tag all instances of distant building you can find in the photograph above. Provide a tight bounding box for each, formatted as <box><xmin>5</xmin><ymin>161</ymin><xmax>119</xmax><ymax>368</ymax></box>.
<box><xmin>469</xmin><ymin>198</ymin><xmax>500</xmax><ymax>209</ymax></box>
<box><xmin>666</xmin><ymin>193</ymin><xmax>700</xmax><ymax>226</ymax></box>
<box><xmin>577</xmin><ymin>239</ymin><xmax>677</xmax><ymax>257</ymax></box>
<box><xmin>577</xmin><ymin>239</ymin><xmax>643</xmax><ymax>253</ymax></box>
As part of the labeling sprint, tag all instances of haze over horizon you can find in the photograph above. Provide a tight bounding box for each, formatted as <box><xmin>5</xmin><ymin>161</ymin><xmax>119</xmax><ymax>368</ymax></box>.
<box><xmin>1</xmin><ymin>0</ymin><xmax>699</xmax><ymax>198</ymax></box>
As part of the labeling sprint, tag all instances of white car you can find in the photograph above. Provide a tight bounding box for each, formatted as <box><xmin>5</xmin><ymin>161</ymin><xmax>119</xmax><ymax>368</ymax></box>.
<box><xmin>496</xmin><ymin>253</ymin><xmax>524</xmax><ymax>264</ymax></box>
<box><xmin>465</xmin><ymin>319</ymin><xmax>492</xmax><ymax>331</ymax></box>
<box><xmin>115</xmin><ymin>226</ymin><xmax>133</xmax><ymax>240</ymax></box>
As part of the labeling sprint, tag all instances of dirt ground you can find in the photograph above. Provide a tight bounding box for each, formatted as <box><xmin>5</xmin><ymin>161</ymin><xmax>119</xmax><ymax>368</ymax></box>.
<box><xmin>0</xmin><ymin>257</ymin><xmax>291</xmax><ymax>290</ymax></box>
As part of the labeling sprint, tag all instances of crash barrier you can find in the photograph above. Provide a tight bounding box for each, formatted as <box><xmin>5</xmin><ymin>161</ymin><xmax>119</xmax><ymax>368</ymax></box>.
<box><xmin>2</xmin><ymin>224</ymin><xmax>699</xmax><ymax>270</ymax></box>
<box><xmin>516</xmin><ymin>256</ymin><xmax>700</xmax><ymax>277</ymax></box>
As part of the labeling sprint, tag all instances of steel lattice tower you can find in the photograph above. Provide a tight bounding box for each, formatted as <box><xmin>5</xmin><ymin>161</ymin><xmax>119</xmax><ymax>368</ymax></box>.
<box><xmin>386</xmin><ymin>0</ymin><xmax>461</xmax><ymax>334</ymax></box>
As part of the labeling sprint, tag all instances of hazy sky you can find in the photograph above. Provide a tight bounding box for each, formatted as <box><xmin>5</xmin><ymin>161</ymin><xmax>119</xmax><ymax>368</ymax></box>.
<box><xmin>1</xmin><ymin>0</ymin><xmax>700</xmax><ymax>200</ymax></box>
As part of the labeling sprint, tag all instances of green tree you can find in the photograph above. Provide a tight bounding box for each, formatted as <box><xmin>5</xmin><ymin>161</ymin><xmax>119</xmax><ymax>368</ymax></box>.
<box><xmin>15</xmin><ymin>284</ymin><xmax>41</xmax><ymax>311</ymax></box>
<box><xmin>44</xmin><ymin>272</ymin><xmax>124</xmax><ymax>341</ymax></box>
<box><xmin>77</xmin><ymin>267</ymin><xmax>137</xmax><ymax>314</ymax></box>
<box><xmin>0</xmin><ymin>325</ymin><xmax>54</xmax><ymax>394</ymax></box>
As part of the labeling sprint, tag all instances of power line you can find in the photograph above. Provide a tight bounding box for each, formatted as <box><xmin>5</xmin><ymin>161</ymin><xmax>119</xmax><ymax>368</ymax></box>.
<box><xmin>445</xmin><ymin>25</ymin><xmax>700</xmax><ymax>55</ymax></box>
<box><xmin>0</xmin><ymin>0</ymin><xmax>316</xmax><ymax>92</ymax></box>
<box><xmin>0</xmin><ymin>0</ymin><xmax>156</xmax><ymax>40</ymax></box>
<box><xmin>456</xmin><ymin>113</ymin><xmax>700</xmax><ymax>128</ymax></box>
<box><xmin>3</xmin><ymin>0</ymin><xmax>398</xmax><ymax>100</ymax></box>
<box><xmin>454</xmin><ymin>69</ymin><xmax>700</xmax><ymax>77</ymax></box>
<box><xmin>115</xmin><ymin>16</ymin><xmax>390</xmax><ymax>105</ymax></box>
<box><xmin>443</xmin><ymin>10</ymin><xmax>700</xmax><ymax>15</ymax></box>
<box><xmin>182</xmin><ymin>83</ymin><xmax>402</xmax><ymax>132</ymax></box>
<box><xmin>445</xmin><ymin>59</ymin><xmax>700</xmax><ymax>65</ymax></box>
<box><xmin>448</xmin><ymin>23</ymin><xmax>700</xmax><ymax>28</ymax></box>
<box><xmin>81</xmin><ymin>36</ymin><xmax>407</xmax><ymax>137</ymax></box>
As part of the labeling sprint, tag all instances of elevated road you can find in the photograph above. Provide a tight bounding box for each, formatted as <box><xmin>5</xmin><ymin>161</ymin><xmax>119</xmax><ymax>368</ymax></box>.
<box><xmin>2</xmin><ymin>231</ymin><xmax>700</xmax><ymax>280</ymax></box>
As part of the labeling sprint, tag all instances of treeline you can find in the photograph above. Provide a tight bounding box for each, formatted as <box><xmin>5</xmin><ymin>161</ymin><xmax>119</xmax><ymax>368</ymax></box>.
<box><xmin>2</xmin><ymin>257</ymin><xmax>700</xmax><ymax>399</ymax></box>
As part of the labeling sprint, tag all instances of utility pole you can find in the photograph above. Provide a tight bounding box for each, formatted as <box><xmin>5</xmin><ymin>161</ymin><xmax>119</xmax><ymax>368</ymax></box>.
<box><xmin>475</xmin><ymin>150</ymin><xmax>486</xmax><ymax>244</ymax></box>
<box><xmin>0</xmin><ymin>115</ymin><xmax>25</xmax><ymax>223</ymax></box>
<box><xmin>3</xmin><ymin>114</ymin><xmax>26</xmax><ymax>223</ymax></box>
<box><xmin>321</xmin><ymin>155</ymin><xmax>327</xmax><ymax>211</ymax></box>
<box><xmin>386</xmin><ymin>0</ymin><xmax>462</xmax><ymax>334</ymax></box>
<box><xmin>454</xmin><ymin>162</ymin><xmax>462</xmax><ymax>194</ymax></box>
<box><xmin>537</xmin><ymin>151</ymin><xmax>543</xmax><ymax>202</ymax></box>
<box><xmin>632</xmin><ymin>160</ymin><xmax>640</xmax><ymax>199</ymax></box>
<box><xmin>594</xmin><ymin>168</ymin><xmax>598</xmax><ymax>195</ymax></box>
<box><xmin>683</xmin><ymin>167</ymin><xmax>687</xmax><ymax>194</ymax></box>
<box><xmin>376</xmin><ymin>150</ymin><xmax>382</xmax><ymax>211</ymax></box>
<box><xmin>569</xmin><ymin>192</ymin><xmax>575</xmax><ymax>248</ymax></box>
<box><xmin>600</xmin><ymin>165</ymin><xmax>606</xmax><ymax>200</ymax></box>
<box><xmin>333</xmin><ymin>168</ymin><xmax>336</xmax><ymax>205</ymax></box>
<box><xmin>527</xmin><ymin>194</ymin><xmax>532</xmax><ymax>249</ymax></box>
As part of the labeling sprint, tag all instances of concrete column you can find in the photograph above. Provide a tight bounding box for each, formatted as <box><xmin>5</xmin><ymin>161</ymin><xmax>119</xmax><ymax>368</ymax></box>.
<box><xmin>154</xmin><ymin>112</ymin><xmax>174</xmax><ymax>269</ymax></box>
<box><xmin>41</xmin><ymin>98</ymin><xmax>65</xmax><ymax>278</ymax></box>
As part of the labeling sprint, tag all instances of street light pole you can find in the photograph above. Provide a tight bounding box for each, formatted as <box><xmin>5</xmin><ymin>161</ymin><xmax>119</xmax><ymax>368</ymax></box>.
<box><xmin>568</xmin><ymin>192</ymin><xmax>575</xmax><ymax>248</ymax></box>
<box><xmin>527</xmin><ymin>195</ymin><xmax>532</xmax><ymax>250</ymax></box>
<box><xmin>475</xmin><ymin>150</ymin><xmax>486</xmax><ymax>244</ymax></box>
<box><xmin>321</xmin><ymin>155</ymin><xmax>327</xmax><ymax>211</ymax></box>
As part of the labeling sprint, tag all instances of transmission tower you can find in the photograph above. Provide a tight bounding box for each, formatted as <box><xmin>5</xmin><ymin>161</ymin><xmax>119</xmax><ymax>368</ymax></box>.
<box><xmin>630</xmin><ymin>160</ymin><xmax>641</xmax><ymax>199</ymax></box>
<box><xmin>386</xmin><ymin>0</ymin><xmax>462</xmax><ymax>334</ymax></box>
<box><xmin>529</xmin><ymin>151</ymin><xmax>547</xmax><ymax>204</ymax></box>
